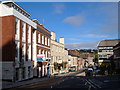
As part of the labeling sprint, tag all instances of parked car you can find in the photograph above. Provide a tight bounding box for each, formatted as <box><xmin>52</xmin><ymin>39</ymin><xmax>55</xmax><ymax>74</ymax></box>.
<box><xmin>85</xmin><ymin>68</ymin><xmax>93</xmax><ymax>76</ymax></box>
<box><xmin>95</xmin><ymin>69</ymin><xmax>100</xmax><ymax>75</ymax></box>
<box><xmin>69</xmin><ymin>66</ymin><xmax>76</xmax><ymax>72</ymax></box>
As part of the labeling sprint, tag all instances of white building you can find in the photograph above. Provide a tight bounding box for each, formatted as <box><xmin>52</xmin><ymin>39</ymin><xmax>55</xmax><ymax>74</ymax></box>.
<box><xmin>97</xmin><ymin>39</ymin><xmax>120</xmax><ymax>66</ymax></box>
<box><xmin>50</xmin><ymin>32</ymin><xmax>68</xmax><ymax>75</ymax></box>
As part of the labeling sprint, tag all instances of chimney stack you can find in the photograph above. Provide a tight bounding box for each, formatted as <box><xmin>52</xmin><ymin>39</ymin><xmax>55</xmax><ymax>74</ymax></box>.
<box><xmin>60</xmin><ymin>37</ymin><xmax>64</xmax><ymax>44</ymax></box>
<box><xmin>51</xmin><ymin>32</ymin><xmax>56</xmax><ymax>41</ymax></box>
<box><xmin>32</xmin><ymin>19</ymin><xmax>39</xmax><ymax>24</ymax></box>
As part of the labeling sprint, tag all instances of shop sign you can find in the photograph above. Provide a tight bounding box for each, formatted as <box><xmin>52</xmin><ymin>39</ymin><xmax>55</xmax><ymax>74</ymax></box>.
<box><xmin>37</xmin><ymin>54</ymin><xmax>45</xmax><ymax>62</ymax></box>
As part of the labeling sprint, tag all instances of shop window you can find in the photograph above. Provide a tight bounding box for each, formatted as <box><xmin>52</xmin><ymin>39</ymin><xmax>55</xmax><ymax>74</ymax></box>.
<box><xmin>28</xmin><ymin>66</ymin><xmax>31</xmax><ymax>78</ymax></box>
<box><xmin>16</xmin><ymin>68</ymin><xmax>19</xmax><ymax>80</ymax></box>
<box><xmin>22</xmin><ymin>67</ymin><xmax>25</xmax><ymax>79</ymax></box>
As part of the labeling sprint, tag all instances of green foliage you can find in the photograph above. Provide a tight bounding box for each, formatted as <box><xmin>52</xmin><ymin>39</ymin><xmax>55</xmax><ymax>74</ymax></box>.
<box><xmin>54</xmin><ymin>62</ymin><xmax>58</xmax><ymax>70</ymax></box>
<box><xmin>93</xmin><ymin>50</ymin><xmax>98</xmax><ymax>63</ymax></box>
<box><xmin>78</xmin><ymin>49</ymin><xmax>97</xmax><ymax>53</ymax></box>
<box><xmin>54</xmin><ymin>61</ymin><xmax>68</xmax><ymax>70</ymax></box>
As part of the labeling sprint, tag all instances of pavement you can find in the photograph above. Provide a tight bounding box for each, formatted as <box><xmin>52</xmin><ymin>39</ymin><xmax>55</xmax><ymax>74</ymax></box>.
<box><xmin>2</xmin><ymin>76</ymin><xmax>53</xmax><ymax>89</ymax></box>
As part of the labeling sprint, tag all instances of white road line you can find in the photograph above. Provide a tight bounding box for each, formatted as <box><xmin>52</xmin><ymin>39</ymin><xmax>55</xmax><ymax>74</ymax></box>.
<box><xmin>85</xmin><ymin>79</ymin><xmax>96</xmax><ymax>88</ymax></box>
<box><xmin>88</xmin><ymin>79</ymin><xmax>102</xmax><ymax>88</ymax></box>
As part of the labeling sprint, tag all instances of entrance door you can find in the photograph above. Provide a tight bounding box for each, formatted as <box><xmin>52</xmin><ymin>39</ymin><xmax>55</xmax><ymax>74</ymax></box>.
<box><xmin>37</xmin><ymin>67</ymin><xmax>42</xmax><ymax>77</ymax></box>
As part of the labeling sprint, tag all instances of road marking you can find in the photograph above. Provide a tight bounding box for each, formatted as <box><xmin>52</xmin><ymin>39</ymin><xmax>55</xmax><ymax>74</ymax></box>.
<box><xmin>88</xmin><ymin>85</ymin><xmax>91</xmax><ymax>90</ymax></box>
<box><xmin>85</xmin><ymin>79</ymin><xmax>96</xmax><ymax>88</ymax></box>
<box><xmin>85</xmin><ymin>82</ymin><xmax>87</xmax><ymax>85</ymax></box>
<box><xmin>88</xmin><ymin>79</ymin><xmax>102</xmax><ymax>88</ymax></box>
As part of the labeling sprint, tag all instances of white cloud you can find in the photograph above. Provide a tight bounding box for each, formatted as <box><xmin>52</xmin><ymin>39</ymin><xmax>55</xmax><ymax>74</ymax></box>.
<box><xmin>65</xmin><ymin>42</ymin><xmax>98</xmax><ymax>49</ymax></box>
<box><xmin>86</xmin><ymin>34</ymin><xmax>109</xmax><ymax>38</ymax></box>
<box><xmin>63</xmin><ymin>14</ymin><xmax>85</xmax><ymax>26</ymax></box>
<box><xmin>53</xmin><ymin>3</ymin><xmax>65</xmax><ymax>14</ymax></box>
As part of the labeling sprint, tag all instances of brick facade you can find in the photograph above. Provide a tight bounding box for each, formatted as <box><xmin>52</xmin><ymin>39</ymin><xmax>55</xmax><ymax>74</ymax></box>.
<box><xmin>1</xmin><ymin>16</ymin><xmax>16</xmax><ymax>61</ymax></box>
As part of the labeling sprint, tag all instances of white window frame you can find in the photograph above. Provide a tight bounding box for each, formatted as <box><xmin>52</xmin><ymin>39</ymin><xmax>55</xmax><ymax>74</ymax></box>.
<box><xmin>22</xmin><ymin>22</ymin><xmax>26</xmax><ymax>42</ymax></box>
<box><xmin>45</xmin><ymin>37</ymin><xmax>47</xmax><ymax>45</ymax></box>
<box><xmin>42</xmin><ymin>35</ymin><xmax>44</xmax><ymax>44</ymax></box>
<box><xmin>15</xmin><ymin>18</ymin><xmax>20</xmax><ymax>40</ymax></box>
<box><xmin>45</xmin><ymin>51</ymin><xmax>48</xmax><ymax>58</ymax></box>
<box><xmin>28</xmin><ymin>25</ymin><xmax>31</xmax><ymax>43</ymax></box>
<box><xmin>28</xmin><ymin>45</ymin><xmax>31</xmax><ymax>61</ymax></box>
<box><xmin>39</xmin><ymin>49</ymin><xmax>41</xmax><ymax>54</ymax></box>
<box><xmin>38</xmin><ymin>33</ymin><xmax>41</xmax><ymax>43</ymax></box>
<box><xmin>42</xmin><ymin>50</ymin><xmax>44</xmax><ymax>55</ymax></box>
<box><xmin>48</xmin><ymin>38</ymin><xmax>50</xmax><ymax>46</ymax></box>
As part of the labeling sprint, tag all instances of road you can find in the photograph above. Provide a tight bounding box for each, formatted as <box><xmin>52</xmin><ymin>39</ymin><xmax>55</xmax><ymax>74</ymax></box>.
<box><xmin>6</xmin><ymin>70</ymin><xmax>120</xmax><ymax>90</ymax></box>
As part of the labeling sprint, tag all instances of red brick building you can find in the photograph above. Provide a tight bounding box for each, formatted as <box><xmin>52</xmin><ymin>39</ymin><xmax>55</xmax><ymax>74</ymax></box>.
<box><xmin>32</xmin><ymin>20</ymin><xmax>51</xmax><ymax>77</ymax></box>
<box><xmin>0</xmin><ymin>1</ymin><xmax>37</xmax><ymax>81</ymax></box>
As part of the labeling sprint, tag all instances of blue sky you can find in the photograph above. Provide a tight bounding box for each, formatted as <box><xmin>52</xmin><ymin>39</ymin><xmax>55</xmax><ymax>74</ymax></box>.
<box><xmin>17</xmin><ymin>2</ymin><xmax>118</xmax><ymax>49</ymax></box>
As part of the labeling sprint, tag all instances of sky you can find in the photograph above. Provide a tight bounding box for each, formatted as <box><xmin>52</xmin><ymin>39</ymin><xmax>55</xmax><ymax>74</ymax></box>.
<box><xmin>16</xmin><ymin>1</ymin><xmax>118</xmax><ymax>49</ymax></box>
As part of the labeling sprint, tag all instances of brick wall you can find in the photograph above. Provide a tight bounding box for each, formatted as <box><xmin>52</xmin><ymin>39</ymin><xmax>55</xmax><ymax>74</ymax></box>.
<box><xmin>1</xmin><ymin>16</ymin><xmax>16</xmax><ymax>61</ymax></box>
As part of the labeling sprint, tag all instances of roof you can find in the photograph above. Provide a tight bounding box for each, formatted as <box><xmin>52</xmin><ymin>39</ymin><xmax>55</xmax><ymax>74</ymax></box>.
<box><xmin>98</xmin><ymin>39</ymin><xmax>120</xmax><ymax>47</ymax></box>
<box><xmin>113</xmin><ymin>42</ymin><xmax>120</xmax><ymax>48</ymax></box>
<box><xmin>68</xmin><ymin>52</ymin><xmax>79</xmax><ymax>57</ymax></box>
<box><xmin>2</xmin><ymin>0</ymin><xmax>30</xmax><ymax>16</ymax></box>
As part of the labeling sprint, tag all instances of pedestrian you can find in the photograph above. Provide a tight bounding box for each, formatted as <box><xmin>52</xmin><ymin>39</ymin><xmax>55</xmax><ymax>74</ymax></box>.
<box><xmin>105</xmin><ymin>70</ymin><xmax>108</xmax><ymax>75</ymax></box>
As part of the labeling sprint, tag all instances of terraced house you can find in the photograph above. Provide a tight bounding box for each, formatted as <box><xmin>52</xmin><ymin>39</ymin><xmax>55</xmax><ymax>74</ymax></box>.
<box><xmin>32</xmin><ymin>20</ymin><xmax>51</xmax><ymax>78</ymax></box>
<box><xmin>50</xmin><ymin>32</ymin><xmax>68</xmax><ymax>75</ymax></box>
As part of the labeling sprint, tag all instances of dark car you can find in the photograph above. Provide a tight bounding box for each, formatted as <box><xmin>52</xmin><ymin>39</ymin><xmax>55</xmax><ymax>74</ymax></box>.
<box><xmin>95</xmin><ymin>69</ymin><xmax>100</xmax><ymax>75</ymax></box>
<box><xmin>85</xmin><ymin>68</ymin><xmax>93</xmax><ymax>76</ymax></box>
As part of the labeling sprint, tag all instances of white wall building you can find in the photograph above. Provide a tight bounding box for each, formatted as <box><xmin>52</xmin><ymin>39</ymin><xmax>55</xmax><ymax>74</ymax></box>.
<box><xmin>97</xmin><ymin>39</ymin><xmax>120</xmax><ymax>66</ymax></box>
<box><xmin>50</xmin><ymin>32</ymin><xmax>68</xmax><ymax>75</ymax></box>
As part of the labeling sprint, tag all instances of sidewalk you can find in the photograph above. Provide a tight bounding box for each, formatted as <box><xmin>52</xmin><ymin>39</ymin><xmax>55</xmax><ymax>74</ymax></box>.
<box><xmin>2</xmin><ymin>76</ymin><xmax>54</xmax><ymax>89</ymax></box>
<box><xmin>57</xmin><ymin>68</ymin><xmax>85</xmax><ymax>77</ymax></box>
<box><xmin>2</xmin><ymin>73</ymin><xmax>70</xmax><ymax>89</ymax></box>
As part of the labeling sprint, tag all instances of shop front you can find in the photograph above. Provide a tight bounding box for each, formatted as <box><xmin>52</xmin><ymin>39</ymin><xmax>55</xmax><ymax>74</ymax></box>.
<box><xmin>37</xmin><ymin>55</ymin><xmax>48</xmax><ymax>77</ymax></box>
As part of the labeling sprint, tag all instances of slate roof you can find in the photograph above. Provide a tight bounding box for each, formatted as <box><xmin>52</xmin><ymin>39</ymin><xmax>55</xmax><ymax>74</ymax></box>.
<box><xmin>98</xmin><ymin>39</ymin><xmax>120</xmax><ymax>47</ymax></box>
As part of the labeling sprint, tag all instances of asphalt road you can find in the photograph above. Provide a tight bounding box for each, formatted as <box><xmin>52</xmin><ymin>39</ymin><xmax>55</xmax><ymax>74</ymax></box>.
<box><xmin>51</xmin><ymin>76</ymin><xmax>89</xmax><ymax>89</ymax></box>
<box><xmin>6</xmin><ymin>70</ymin><xmax>120</xmax><ymax>90</ymax></box>
<box><xmin>51</xmin><ymin>74</ymin><xmax>120</xmax><ymax>90</ymax></box>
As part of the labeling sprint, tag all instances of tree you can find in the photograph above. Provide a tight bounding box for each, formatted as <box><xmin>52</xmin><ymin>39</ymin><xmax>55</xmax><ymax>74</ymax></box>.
<box><xmin>54</xmin><ymin>62</ymin><xmax>58</xmax><ymax>70</ymax></box>
<box><xmin>93</xmin><ymin>50</ymin><xmax>98</xmax><ymax>63</ymax></box>
<box><xmin>63</xmin><ymin>61</ymin><xmax>68</xmax><ymax>69</ymax></box>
